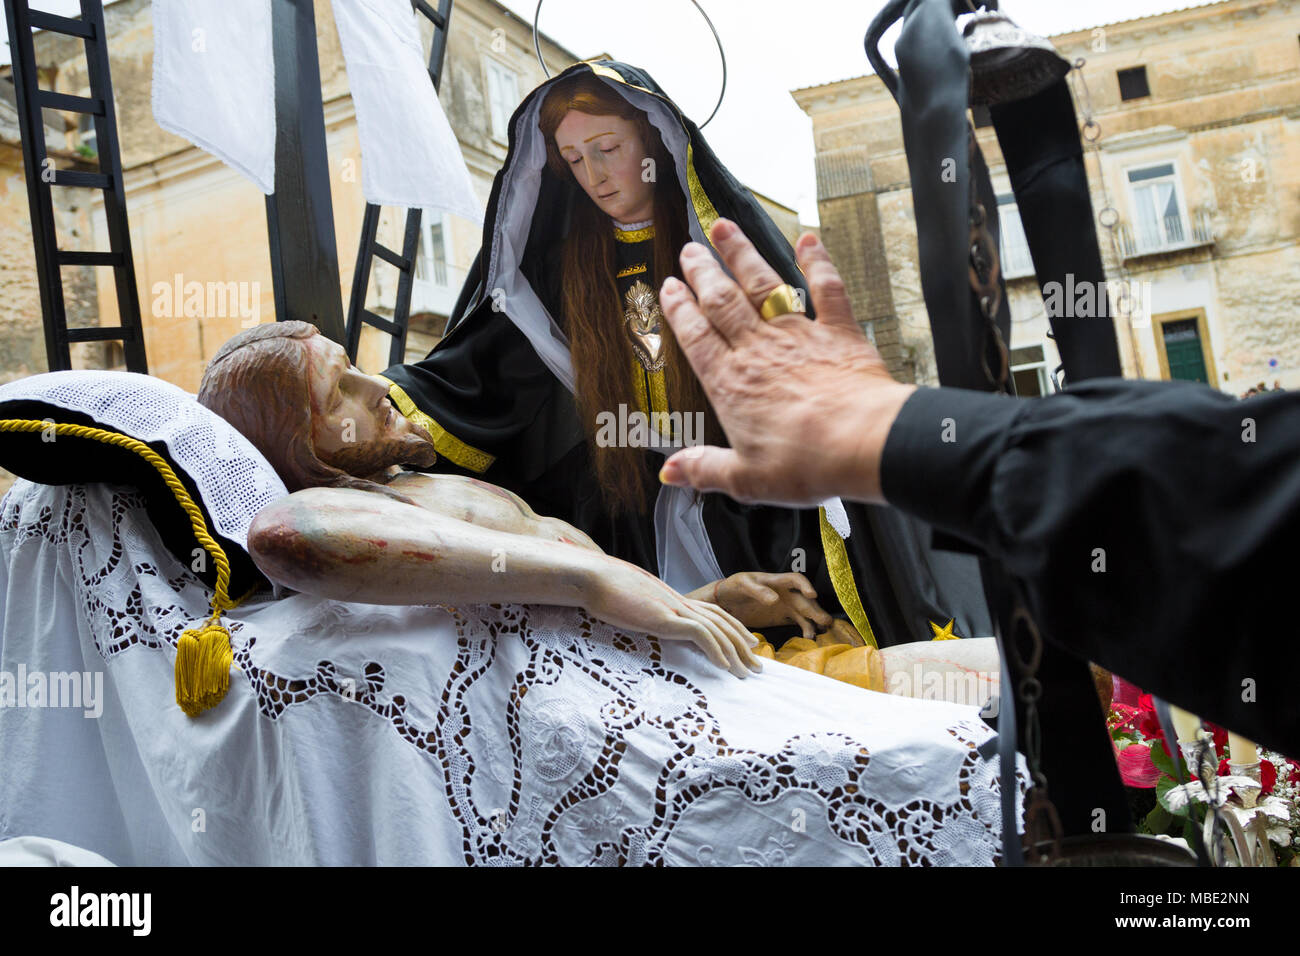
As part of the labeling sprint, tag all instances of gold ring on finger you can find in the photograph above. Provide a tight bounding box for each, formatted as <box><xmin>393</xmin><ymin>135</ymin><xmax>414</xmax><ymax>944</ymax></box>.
<box><xmin>759</xmin><ymin>283</ymin><xmax>806</xmax><ymax>321</ymax></box>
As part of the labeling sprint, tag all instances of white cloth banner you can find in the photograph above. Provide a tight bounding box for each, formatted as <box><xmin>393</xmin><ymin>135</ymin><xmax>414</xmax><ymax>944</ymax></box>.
<box><xmin>151</xmin><ymin>0</ymin><xmax>276</xmax><ymax>194</ymax></box>
<box><xmin>331</xmin><ymin>0</ymin><xmax>483</xmax><ymax>222</ymax></box>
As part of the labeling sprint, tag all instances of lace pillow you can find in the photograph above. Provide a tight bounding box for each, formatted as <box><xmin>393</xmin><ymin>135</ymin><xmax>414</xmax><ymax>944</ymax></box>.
<box><xmin>0</xmin><ymin>370</ymin><xmax>287</xmax><ymax>596</ymax></box>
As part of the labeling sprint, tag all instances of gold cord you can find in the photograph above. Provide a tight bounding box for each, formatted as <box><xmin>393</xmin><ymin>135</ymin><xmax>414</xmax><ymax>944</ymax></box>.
<box><xmin>0</xmin><ymin>418</ymin><xmax>239</xmax><ymax>716</ymax></box>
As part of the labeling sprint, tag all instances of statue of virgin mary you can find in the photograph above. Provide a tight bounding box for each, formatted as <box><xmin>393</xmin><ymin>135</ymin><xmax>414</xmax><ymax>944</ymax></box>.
<box><xmin>381</xmin><ymin>60</ymin><xmax>991</xmax><ymax>648</ymax></box>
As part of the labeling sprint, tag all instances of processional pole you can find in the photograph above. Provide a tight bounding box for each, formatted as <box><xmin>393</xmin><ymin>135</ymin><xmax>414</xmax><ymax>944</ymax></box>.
<box><xmin>265</xmin><ymin>0</ymin><xmax>347</xmax><ymax>344</ymax></box>
<box><xmin>863</xmin><ymin>0</ymin><xmax>1189</xmax><ymax>865</ymax></box>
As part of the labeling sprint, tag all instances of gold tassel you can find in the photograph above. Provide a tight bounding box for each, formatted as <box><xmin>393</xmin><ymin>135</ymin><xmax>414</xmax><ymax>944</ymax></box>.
<box><xmin>0</xmin><ymin>419</ymin><xmax>242</xmax><ymax>718</ymax></box>
<box><xmin>175</xmin><ymin>616</ymin><xmax>234</xmax><ymax>718</ymax></box>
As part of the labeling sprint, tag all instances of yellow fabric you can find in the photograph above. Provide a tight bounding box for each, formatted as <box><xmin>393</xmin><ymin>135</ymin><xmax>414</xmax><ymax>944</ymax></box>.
<box><xmin>627</xmin><ymin>359</ymin><xmax>674</xmax><ymax>438</ymax></box>
<box><xmin>380</xmin><ymin>376</ymin><xmax>495</xmax><ymax>474</ymax></box>
<box><xmin>630</xmin><ymin>356</ymin><xmax>650</xmax><ymax>415</ymax></box>
<box><xmin>818</xmin><ymin>507</ymin><xmax>878</xmax><ymax>649</ymax></box>
<box><xmin>686</xmin><ymin>142</ymin><xmax>721</xmax><ymax>240</ymax></box>
<box><xmin>816</xmin><ymin>619</ymin><xmax>865</xmax><ymax>647</ymax></box>
<box><xmin>771</xmin><ymin>631</ymin><xmax>885</xmax><ymax>693</ymax></box>
<box><xmin>0</xmin><ymin>418</ymin><xmax>238</xmax><ymax>717</ymax></box>
<box><xmin>824</xmin><ymin>645</ymin><xmax>885</xmax><ymax>692</ymax></box>
<box><xmin>647</xmin><ymin>369</ymin><xmax>670</xmax><ymax>428</ymax></box>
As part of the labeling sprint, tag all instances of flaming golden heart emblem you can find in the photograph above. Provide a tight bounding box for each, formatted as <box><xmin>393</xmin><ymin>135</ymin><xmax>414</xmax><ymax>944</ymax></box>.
<box><xmin>623</xmin><ymin>279</ymin><xmax>666</xmax><ymax>372</ymax></box>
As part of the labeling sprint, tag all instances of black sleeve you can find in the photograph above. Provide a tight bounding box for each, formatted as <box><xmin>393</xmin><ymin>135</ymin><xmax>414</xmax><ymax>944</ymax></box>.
<box><xmin>880</xmin><ymin>379</ymin><xmax>1300</xmax><ymax>757</ymax></box>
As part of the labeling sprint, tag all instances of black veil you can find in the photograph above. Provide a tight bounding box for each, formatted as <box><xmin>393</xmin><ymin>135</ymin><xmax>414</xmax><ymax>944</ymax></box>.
<box><xmin>382</xmin><ymin>59</ymin><xmax>991</xmax><ymax>646</ymax></box>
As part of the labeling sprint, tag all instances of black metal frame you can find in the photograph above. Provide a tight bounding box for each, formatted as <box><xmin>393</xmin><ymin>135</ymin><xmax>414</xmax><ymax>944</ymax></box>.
<box><xmin>3</xmin><ymin>0</ymin><xmax>147</xmax><ymax>373</ymax></box>
<box><xmin>344</xmin><ymin>0</ymin><xmax>455</xmax><ymax>367</ymax></box>
<box><xmin>7</xmin><ymin>0</ymin><xmax>456</xmax><ymax>364</ymax></box>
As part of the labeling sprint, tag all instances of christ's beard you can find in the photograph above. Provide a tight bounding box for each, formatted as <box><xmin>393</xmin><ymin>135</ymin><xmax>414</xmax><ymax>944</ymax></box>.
<box><xmin>322</xmin><ymin>430</ymin><xmax>438</xmax><ymax>478</ymax></box>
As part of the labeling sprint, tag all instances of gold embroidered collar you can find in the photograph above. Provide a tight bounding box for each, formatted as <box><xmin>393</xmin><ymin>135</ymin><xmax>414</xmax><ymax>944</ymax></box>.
<box><xmin>614</xmin><ymin>224</ymin><xmax>655</xmax><ymax>244</ymax></box>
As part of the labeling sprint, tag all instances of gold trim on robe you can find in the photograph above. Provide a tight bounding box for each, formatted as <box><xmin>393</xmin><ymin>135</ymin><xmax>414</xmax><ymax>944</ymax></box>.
<box><xmin>819</xmin><ymin>507</ymin><xmax>878</xmax><ymax>649</ymax></box>
<box><xmin>613</xmin><ymin>225</ymin><xmax>655</xmax><ymax>244</ymax></box>
<box><xmin>647</xmin><ymin>367</ymin><xmax>670</xmax><ymax>420</ymax></box>
<box><xmin>630</xmin><ymin>355</ymin><xmax>649</xmax><ymax>414</ymax></box>
<box><xmin>629</xmin><ymin>357</ymin><xmax>674</xmax><ymax>438</ymax></box>
<box><xmin>380</xmin><ymin>376</ymin><xmax>496</xmax><ymax>473</ymax></box>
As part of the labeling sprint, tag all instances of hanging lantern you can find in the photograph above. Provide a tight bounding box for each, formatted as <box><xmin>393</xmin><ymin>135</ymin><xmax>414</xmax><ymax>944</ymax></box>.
<box><xmin>963</xmin><ymin>9</ymin><xmax>1071</xmax><ymax>106</ymax></box>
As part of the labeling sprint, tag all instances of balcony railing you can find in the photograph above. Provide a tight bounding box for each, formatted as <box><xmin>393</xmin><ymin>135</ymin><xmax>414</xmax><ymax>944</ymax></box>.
<box><xmin>1118</xmin><ymin>207</ymin><xmax>1215</xmax><ymax>258</ymax></box>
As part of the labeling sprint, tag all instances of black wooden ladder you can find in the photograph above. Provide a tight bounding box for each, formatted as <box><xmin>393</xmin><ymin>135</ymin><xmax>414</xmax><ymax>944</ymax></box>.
<box><xmin>3</xmin><ymin>0</ymin><xmax>147</xmax><ymax>373</ymax></box>
<box><xmin>344</xmin><ymin>0</ymin><xmax>455</xmax><ymax>367</ymax></box>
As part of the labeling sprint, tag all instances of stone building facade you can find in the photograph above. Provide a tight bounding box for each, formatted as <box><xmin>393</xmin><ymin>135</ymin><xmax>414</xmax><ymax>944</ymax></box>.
<box><xmin>793</xmin><ymin>0</ymin><xmax>1300</xmax><ymax>394</ymax></box>
<box><xmin>3</xmin><ymin>0</ymin><xmax>579</xmax><ymax>388</ymax></box>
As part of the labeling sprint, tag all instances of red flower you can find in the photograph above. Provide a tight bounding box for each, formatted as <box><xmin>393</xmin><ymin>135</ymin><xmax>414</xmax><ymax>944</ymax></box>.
<box><xmin>1262</xmin><ymin>759</ymin><xmax>1277</xmax><ymax>795</ymax></box>
<box><xmin>1137</xmin><ymin>694</ymin><xmax>1165</xmax><ymax>746</ymax></box>
<box><xmin>1111</xmin><ymin>675</ymin><xmax>1141</xmax><ymax>707</ymax></box>
<box><xmin>1203</xmin><ymin>721</ymin><xmax>1229</xmax><ymax>755</ymax></box>
<box><xmin>1109</xmin><ymin>703</ymin><xmax>1140</xmax><ymax>734</ymax></box>
<box><xmin>1115</xmin><ymin>742</ymin><xmax>1161</xmax><ymax>788</ymax></box>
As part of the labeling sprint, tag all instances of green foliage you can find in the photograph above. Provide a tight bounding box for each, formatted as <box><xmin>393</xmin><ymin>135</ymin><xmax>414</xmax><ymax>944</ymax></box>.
<box><xmin>1155</xmin><ymin>773</ymin><xmax>1187</xmax><ymax>818</ymax></box>
<box><xmin>1143</xmin><ymin>803</ymin><xmax>1174</xmax><ymax>835</ymax></box>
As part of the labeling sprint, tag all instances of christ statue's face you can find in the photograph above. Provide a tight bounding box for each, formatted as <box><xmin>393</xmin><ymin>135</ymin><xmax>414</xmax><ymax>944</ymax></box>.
<box><xmin>301</xmin><ymin>333</ymin><xmax>433</xmax><ymax>477</ymax></box>
<box><xmin>555</xmin><ymin>111</ymin><xmax>656</xmax><ymax>225</ymax></box>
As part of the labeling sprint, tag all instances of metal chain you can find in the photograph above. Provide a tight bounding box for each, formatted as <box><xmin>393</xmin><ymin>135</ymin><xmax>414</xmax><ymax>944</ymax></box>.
<box><xmin>967</xmin><ymin>123</ymin><xmax>1060</xmax><ymax>863</ymax></box>
<box><xmin>1007</xmin><ymin>600</ymin><xmax>1063</xmax><ymax>864</ymax></box>
<box><xmin>967</xmin><ymin>126</ymin><xmax>1012</xmax><ymax>395</ymax></box>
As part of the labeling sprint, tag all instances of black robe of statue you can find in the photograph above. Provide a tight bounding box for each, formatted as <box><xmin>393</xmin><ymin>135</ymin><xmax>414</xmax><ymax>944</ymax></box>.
<box><xmin>382</xmin><ymin>60</ymin><xmax>991</xmax><ymax>647</ymax></box>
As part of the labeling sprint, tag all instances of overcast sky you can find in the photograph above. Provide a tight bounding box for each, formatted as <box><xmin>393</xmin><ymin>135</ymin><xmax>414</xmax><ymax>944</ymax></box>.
<box><xmin>4</xmin><ymin>0</ymin><xmax>1222</xmax><ymax>223</ymax></box>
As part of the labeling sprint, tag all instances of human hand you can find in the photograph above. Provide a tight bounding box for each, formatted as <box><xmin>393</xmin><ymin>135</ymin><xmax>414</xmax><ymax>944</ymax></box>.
<box><xmin>657</xmin><ymin>219</ymin><xmax>916</xmax><ymax>506</ymax></box>
<box><xmin>588</xmin><ymin>561</ymin><xmax>763</xmax><ymax>679</ymax></box>
<box><xmin>692</xmin><ymin>571</ymin><xmax>832</xmax><ymax>639</ymax></box>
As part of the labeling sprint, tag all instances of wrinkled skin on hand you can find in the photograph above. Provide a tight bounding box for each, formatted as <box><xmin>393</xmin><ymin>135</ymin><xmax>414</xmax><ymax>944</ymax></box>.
<box><xmin>657</xmin><ymin>219</ymin><xmax>916</xmax><ymax>506</ymax></box>
<box><xmin>690</xmin><ymin>571</ymin><xmax>833</xmax><ymax>639</ymax></box>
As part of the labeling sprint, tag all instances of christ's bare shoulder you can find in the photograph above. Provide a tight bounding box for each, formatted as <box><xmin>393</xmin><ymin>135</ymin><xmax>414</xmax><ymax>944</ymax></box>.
<box><xmin>385</xmin><ymin>471</ymin><xmax>603</xmax><ymax>551</ymax></box>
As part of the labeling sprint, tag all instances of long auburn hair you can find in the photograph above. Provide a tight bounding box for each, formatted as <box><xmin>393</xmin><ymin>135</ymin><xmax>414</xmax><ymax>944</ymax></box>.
<box><xmin>539</xmin><ymin>73</ymin><xmax>719</xmax><ymax>516</ymax></box>
<box><xmin>196</xmin><ymin>321</ymin><xmax>413</xmax><ymax>501</ymax></box>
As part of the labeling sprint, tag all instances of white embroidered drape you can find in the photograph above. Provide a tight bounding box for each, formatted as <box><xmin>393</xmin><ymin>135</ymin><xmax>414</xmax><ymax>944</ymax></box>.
<box><xmin>0</xmin><ymin>480</ymin><xmax>1024</xmax><ymax>865</ymax></box>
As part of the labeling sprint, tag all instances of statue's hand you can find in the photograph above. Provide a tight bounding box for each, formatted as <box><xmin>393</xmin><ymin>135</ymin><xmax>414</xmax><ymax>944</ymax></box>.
<box><xmin>588</xmin><ymin>563</ymin><xmax>763</xmax><ymax>679</ymax></box>
<box><xmin>696</xmin><ymin>571</ymin><xmax>833</xmax><ymax>639</ymax></box>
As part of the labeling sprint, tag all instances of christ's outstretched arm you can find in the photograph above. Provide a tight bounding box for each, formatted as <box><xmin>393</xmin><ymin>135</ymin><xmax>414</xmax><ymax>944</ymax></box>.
<box><xmin>248</xmin><ymin>486</ymin><xmax>762</xmax><ymax>677</ymax></box>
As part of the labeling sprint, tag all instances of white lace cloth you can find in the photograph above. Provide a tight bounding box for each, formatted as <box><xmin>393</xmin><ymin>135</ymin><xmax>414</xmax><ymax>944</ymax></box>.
<box><xmin>0</xmin><ymin>370</ymin><xmax>287</xmax><ymax>554</ymax></box>
<box><xmin>0</xmin><ymin>480</ymin><xmax>1024</xmax><ymax>866</ymax></box>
